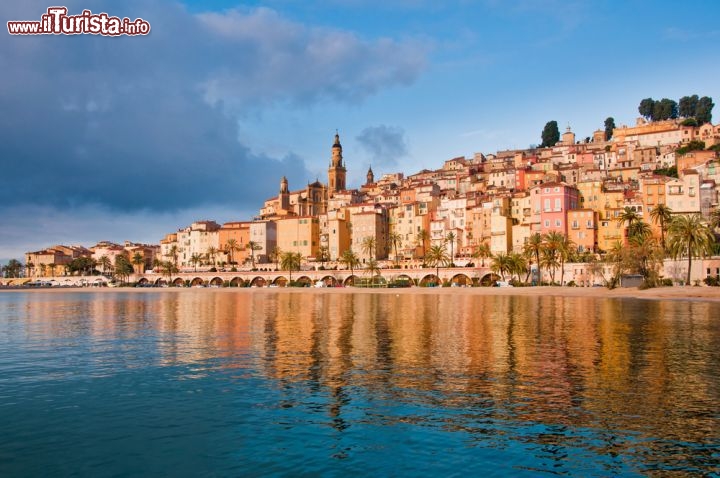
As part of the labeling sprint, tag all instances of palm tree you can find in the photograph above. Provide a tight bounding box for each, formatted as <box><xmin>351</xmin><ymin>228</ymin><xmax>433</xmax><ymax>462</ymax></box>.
<box><xmin>490</xmin><ymin>253</ymin><xmax>512</xmax><ymax>281</ymax></box>
<box><xmin>365</xmin><ymin>257</ymin><xmax>381</xmax><ymax>286</ymax></box>
<box><xmin>225</xmin><ymin>239</ymin><xmax>239</xmax><ymax>265</ymax></box>
<box><xmin>507</xmin><ymin>252</ymin><xmax>528</xmax><ymax>284</ymax></box>
<box><xmin>416</xmin><ymin>228</ymin><xmax>430</xmax><ymax>265</ymax></box>
<box><xmin>206</xmin><ymin>246</ymin><xmax>218</xmax><ymax>267</ymax></box>
<box><xmin>710</xmin><ymin>208</ymin><xmax>720</xmax><ymax>232</ymax></box>
<box><xmin>667</xmin><ymin>214</ymin><xmax>715</xmax><ymax>285</ymax></box>
<box><xmin>474</xmin><ymin>242</ymin><xmax>492</xmax><ymax>267</ymax></box>
<box><xmin>361</xmin><ymin>236</ymin><xmax>376</xmax><ymax>263</ymax></box>
<box><xmin>446</xmin><ymin>231</ymin><xmax>457</xmax><ymax>266</ymax></box>
<box><xmin>190</xmin><ymin>253</ymin><xmax>203</xmax><ymax>272</ymax></box>
<box><xmin>98</xmin><ymin>255</ymin><xmax>112</xmax><ymax>276</ymax></box>
<box><xmin>540</xmin><ymin>248</ymin><xmax>560</xmax><ymax>284</ymax></box>
<box><xmin>167</xmin><ymin>245</ymin><xmax>179</xmax><ymax>270</ymax></box>
<box><xmin>617</xmin><ymin>206</ymin><xmax>641</xmax><ymax>243</ymax></box>
<box><xmin>270</xmin><ymin>247</ymin><xmax>282</xmax><ymax>271</ymax></box>
<box><xmin>280</xmin><ymin>251</ymin><xmax>302</xmax><ymax>284</ymax></box>
<box><xmin>132</xmin><ymin>252</ymin><xmax>144</xmax><ymax>274</ymax></box>
<box><xmin>1</xmin><ymin>259</ymin><xmax>23</xmax><ymax>278</ymax></box>
<box><xmin>247</xmin><ymin>241</ymin><xmax>261</xmax><ymax>269</ymax></box>
<box><xmin>543</xmin><ymin>231</ymin><xmax>564</xmax><ymax>283</ymax></box>
<box><xmin>524</xmin><ymin>233</ymin><xmax>543</xmax><ymax>284</ymax></box>
<box><xmin>649</xmin><ymin>204</ymin><xmax>673</xmax><ymax>252</ymax></box>
<box><xmin>340</xmin><ymin>249</ymin><xmax>360</xmax><ymax>285</ymax></box>
<box><xmin>557</xmin><ymin>236</ymin><xmax>575</xmax><ymax>286</ymax></box>
<box><xmin>39</xmin><ymin>263</ymin><xmax>46</xmax><ymax>277</ymax></box>
<box><xmin>628</xmin><ymin>220</ymin><xmax>652</xmax><ymax>241</ymax></box>
<box><xmin>388</xmin><ymin>231</ymin><xmax>402</xmax><ymax>266</ymax></box>
<box><xmin>425</xmin><ymin>243</ymin><xmax>449</xmax><ymax>285</ymax></box>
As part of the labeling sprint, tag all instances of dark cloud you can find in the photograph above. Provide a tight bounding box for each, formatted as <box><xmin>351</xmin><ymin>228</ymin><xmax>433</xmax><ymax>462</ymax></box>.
<box><xmin>355</xmin><ymin>125</ymin><xmax>409</xmax><ymax>167</ymax></box>
<box><xmin>0</xmin><ymin>1</ymin><xmax>427</xmax><ymax>213</ymax></box>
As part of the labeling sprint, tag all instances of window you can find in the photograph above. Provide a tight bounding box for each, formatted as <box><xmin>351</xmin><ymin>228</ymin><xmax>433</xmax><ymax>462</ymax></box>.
<box><xmin>544</xmin><ymin>220</ymin><xmax>550</xmax><ymax>227</ymax></box>
<box><xmin>556</xmin><ymin>219</ymin><xmax>561</xmax><ymax>227</ymax></box>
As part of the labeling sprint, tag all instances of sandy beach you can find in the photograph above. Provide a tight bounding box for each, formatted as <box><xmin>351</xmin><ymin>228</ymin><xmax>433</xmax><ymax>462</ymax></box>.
<box><xmin>2</xmin><ymin>285</ymin><xmax>720</xmax><ymax>302</ymax></box>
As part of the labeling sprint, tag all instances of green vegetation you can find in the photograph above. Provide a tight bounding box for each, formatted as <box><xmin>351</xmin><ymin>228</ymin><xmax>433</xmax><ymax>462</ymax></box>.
<box><xmin>604</xmin><ymin>117</ymin><xmax>615</xmax><ymax>141</ymax></box>
<box><xmin>1</xmin><ymin>259</ymin><xmax>23</xmax><ymax>278</ymax></box>
<box><xmin>667</xmin><ymin>214</ymin><xmax>715</xmax><ymax>286</ymax></box>
<box><xmin>540</xmin><ymin>120</ymin><xmax>560</xmax><ymax>148</ymax></box>
<box><xmin>640</xmin><ymin>95</ymin><xmax>713</xmax><ymax>124</ymax></box>
<box><xmin>676</xmin><ymin>140</ymin><xmax>706</xmax><ymax>155</ymax></box>
<box><xmin>654</xmin><ymin>165</ymin><xmax>678</xmax><ymax>178</ymax></box>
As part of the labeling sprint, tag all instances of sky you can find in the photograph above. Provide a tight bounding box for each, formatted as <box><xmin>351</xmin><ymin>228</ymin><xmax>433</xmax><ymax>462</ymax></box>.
<box><xmin>2</xmin><ymin>0</ymin><xmax>720</xmax><ymax>263</ymax></box>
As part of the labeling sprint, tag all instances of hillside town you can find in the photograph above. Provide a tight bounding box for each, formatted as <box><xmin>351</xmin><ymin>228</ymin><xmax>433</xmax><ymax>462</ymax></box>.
<box><xmin>12</xmin><ymin>110</ymin><xmax>720</xmax><ymax>287</ymax></box>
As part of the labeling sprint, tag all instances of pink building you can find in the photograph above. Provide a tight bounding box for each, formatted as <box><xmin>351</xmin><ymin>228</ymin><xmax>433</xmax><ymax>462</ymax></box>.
<box><xmin>531</xmin><ymin>182</ymin><xmax>580</xmax><ymax>235</ymax></box>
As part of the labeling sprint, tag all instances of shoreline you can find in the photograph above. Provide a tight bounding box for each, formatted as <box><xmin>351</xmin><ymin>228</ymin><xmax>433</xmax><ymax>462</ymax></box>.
<box><xmin>2</xmin><ymin>285</ymin><xmax>720</xmax><ymax>302</ymax></box>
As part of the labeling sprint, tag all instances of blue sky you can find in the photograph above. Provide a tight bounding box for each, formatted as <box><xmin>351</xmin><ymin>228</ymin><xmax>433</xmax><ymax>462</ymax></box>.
<box><xmin>1</xmin><ymin>0</ymin><xmax>719</xmax><ymax>262</ymax></box>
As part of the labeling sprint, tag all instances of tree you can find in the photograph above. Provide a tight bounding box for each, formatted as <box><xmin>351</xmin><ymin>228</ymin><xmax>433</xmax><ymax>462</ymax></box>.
<box><xmin>473</xmin><ymin>242</ymin><xmax>492</xmax><ymax>267</ymax></box>
<box><xmin>628</xmin><ymin>220</ymin><xmax>652</xmax><ymax>241</ymax></box>
<box><xmin>98</xmin><ymin>255</ymin><xmax>112</xmax><ymax>276</ymax></box>
<box><xmin>604</xmin><ymin>117</ymin><xmax>615</xmax><ymax>141</ymax></box>
<box><xmin>225</xmin><ymin>239</ymin><xmax>239</xmax><ymax>265</ymax></box>
<box><xmin>132</xmin><ymin>252</ymin><xmax>144</xmax><ymax>274</ymax></box>
<box><xmin>247</xmin><ymin>241</ymin><xmax>261</xmax><ymax>269</ymax></box>
<box><xmin>639</xmin><ymin>98</ymin><xmax>655</xmax><ymax>119</ymax></box>
<box><xmin>507</xmin><ymin>252</ymin><xmax>528</xmax><ymax>283</ymax></box>
<box><xmin>388</xmin><ymin>231</ymin><xmax>402</xmax><ymax>266</ymax></box>
<box><xmin>710</xmin><ymin>209</ymin><xmax>720</xmax><ymax>232</ymax></box>
<box><xmin>695</xmin><ymin>96</ymin><xmax>714</xmax><ymax>125</ymax></box>
<box><xmin>490</xmin><ymin>253</ymin><xmax>511</xmax><ymax>281</ymax></box>
<box><xmin>617</xmin><ymin>206</ymin><xmax>641</xmax><ymax>240</ymax></box>
<box><xmin>269</xmin><ymin>247</ymin><xmax>282</xmax><ymax>271</ymax></box>
<box><xmin>206</xmin><ymin>246</ymin><xmax>218</xmax><ymax>267</ymax></box>
<box><xmin>167</xmin><ymin>245</ymin><xmax>179</xmax><ymax>270</ymax></box>
<box><xmin>654</xmin><ymin>98</ymin><xmax>678</xmax><ymax>120</ymax></box>
<box><xmin>190</xmin><ymin>253</ymin><xmax>202</xmax><ymax>272</ymax></box>
<box><xmin>557</xmin><ymin>236</ymin><xmax>575</xmax><ymax>286</ymax></box>
<box><xmin>425</xmin><ymin>243</ymin><xmax>449</xmax><ymax>285</ymax></box>
<box><xmin>365</xmin><ymin>258</ymin><xmax>381</xmax><ymax>286</ymax></box>
<box><xmin>114</xmin><ymin>255</ymin><xmax>134</xmax><ymax>284</ymax></box>
<box><xmin>524</xmin><ymin>233</ymin><xmax>544</xmax><ymax>284</ymax></box>
<box><xmin>626</xmin><ymin>234</ymin><xmax>663</xmax><ymax>287</ymax></box>
<box><xmin>361</xmin><ymin>236</ymin><xmax>376</xmax><ymax>261</ymax></box>
<box><xmin>445</xmin><ymin>231</ymin><xmax>457</xmax><ymax>266</ymax></box>
<box><xmin>416</xmin><ymin>229</ymin><xmax>430</xmax><ymax>265</ymax></box>
<box><xmin>280</xmin><ymin>251</ymin><xmax>302</xmax><ymax>284</ymax></box>
<box><xmin>2</xmin><ymin>259</ymin><xmax>23</xmax><ymax>278</ymax></box>
<box><xmin>667</xmin><ymin>214</ymin><xmax>715</xmax><ymax>285</ymax></box>
<box><xmin>649</xmin><ymin>204</ymin><xmax>673</xmax><ymax>252</ymax></box>
<box><xmin>679</xmin><ymin>95</ymin><xmax>699</xmax><ymax>118</ymax></box>
<box><xmin>540</xmin><ymin>120</ymin><xmax>560</xmax><ymax>148</ymax></box>
<box><xmin>542</xmin><ymin>231</ymin><xmax>565</xmax><ymax>284</ymax></box>
<box><xmin>340</xmin><ymin>249</ymin><xmax>360</xmax><ymax>285</ymax></box>
<box><xmin>161</xmin><ymin>260</ymin><xmax>177</xmax><ymax>283</ymax></box>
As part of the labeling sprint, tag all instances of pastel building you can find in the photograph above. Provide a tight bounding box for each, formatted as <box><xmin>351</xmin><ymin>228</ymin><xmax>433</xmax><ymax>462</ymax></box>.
<box><xmin>531</xmin><ymin>182</ymin><xmax>580</xmax><ymax>235</ymax></box>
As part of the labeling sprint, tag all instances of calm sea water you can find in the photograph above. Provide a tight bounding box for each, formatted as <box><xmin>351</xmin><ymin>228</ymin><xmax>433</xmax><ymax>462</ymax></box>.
<box><xmin>0</xmin><ymin>290</ymin><xmax>718</xmax><ymax>477</ymax></box>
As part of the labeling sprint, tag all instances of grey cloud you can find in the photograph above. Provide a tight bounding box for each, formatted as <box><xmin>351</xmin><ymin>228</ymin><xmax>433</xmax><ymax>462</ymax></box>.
<box><xmin>355</xmin><ymin>125</ymin><xmax>409</xmax><ymax>168</ymax></box>
<box><xmin>0</xmin><ymin>1</ymin><xmax>427</xmax><ymax>214</ymax></box>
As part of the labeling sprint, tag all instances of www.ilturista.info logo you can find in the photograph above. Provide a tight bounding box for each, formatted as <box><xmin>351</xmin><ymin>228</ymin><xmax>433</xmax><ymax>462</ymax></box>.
<box><xmin>7</xmin><ymin>7</ymin><xmax>151</xmax><ymax>36</ymax></box>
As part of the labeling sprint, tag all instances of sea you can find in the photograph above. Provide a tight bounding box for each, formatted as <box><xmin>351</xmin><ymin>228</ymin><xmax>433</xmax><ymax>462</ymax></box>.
<box><xmin>0</xmin><ymin>289</ymin><xmax>718</xmax><ymax>477</ymax></box>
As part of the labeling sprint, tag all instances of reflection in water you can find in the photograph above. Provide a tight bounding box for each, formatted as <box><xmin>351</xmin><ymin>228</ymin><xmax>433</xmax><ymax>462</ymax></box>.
<box><xmin>1</xmin><ymin>290</ymin><xmax>719</xmax><ymax>476</ymax></box>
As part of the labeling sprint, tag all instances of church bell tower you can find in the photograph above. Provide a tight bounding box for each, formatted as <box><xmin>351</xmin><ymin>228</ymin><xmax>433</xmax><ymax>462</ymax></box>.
<box><xmin>328</xmin><ymin>132</ymin><xmax>346</xmax><ymax>194</ymax></box>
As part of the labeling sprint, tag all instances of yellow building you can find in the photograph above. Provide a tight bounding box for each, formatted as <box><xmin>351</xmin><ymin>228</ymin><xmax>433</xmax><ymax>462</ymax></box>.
<box><xmin>276</xmin><ymin>216</ymin><xmax>320</xmax><ymax>259</ymax></box>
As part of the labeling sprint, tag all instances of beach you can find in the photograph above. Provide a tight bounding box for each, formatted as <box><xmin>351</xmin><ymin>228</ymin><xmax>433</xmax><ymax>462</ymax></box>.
<box><xmin>3</xmin><ymin>284</ymin><xmax>720</xmax><ymax>302</ymax></box>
